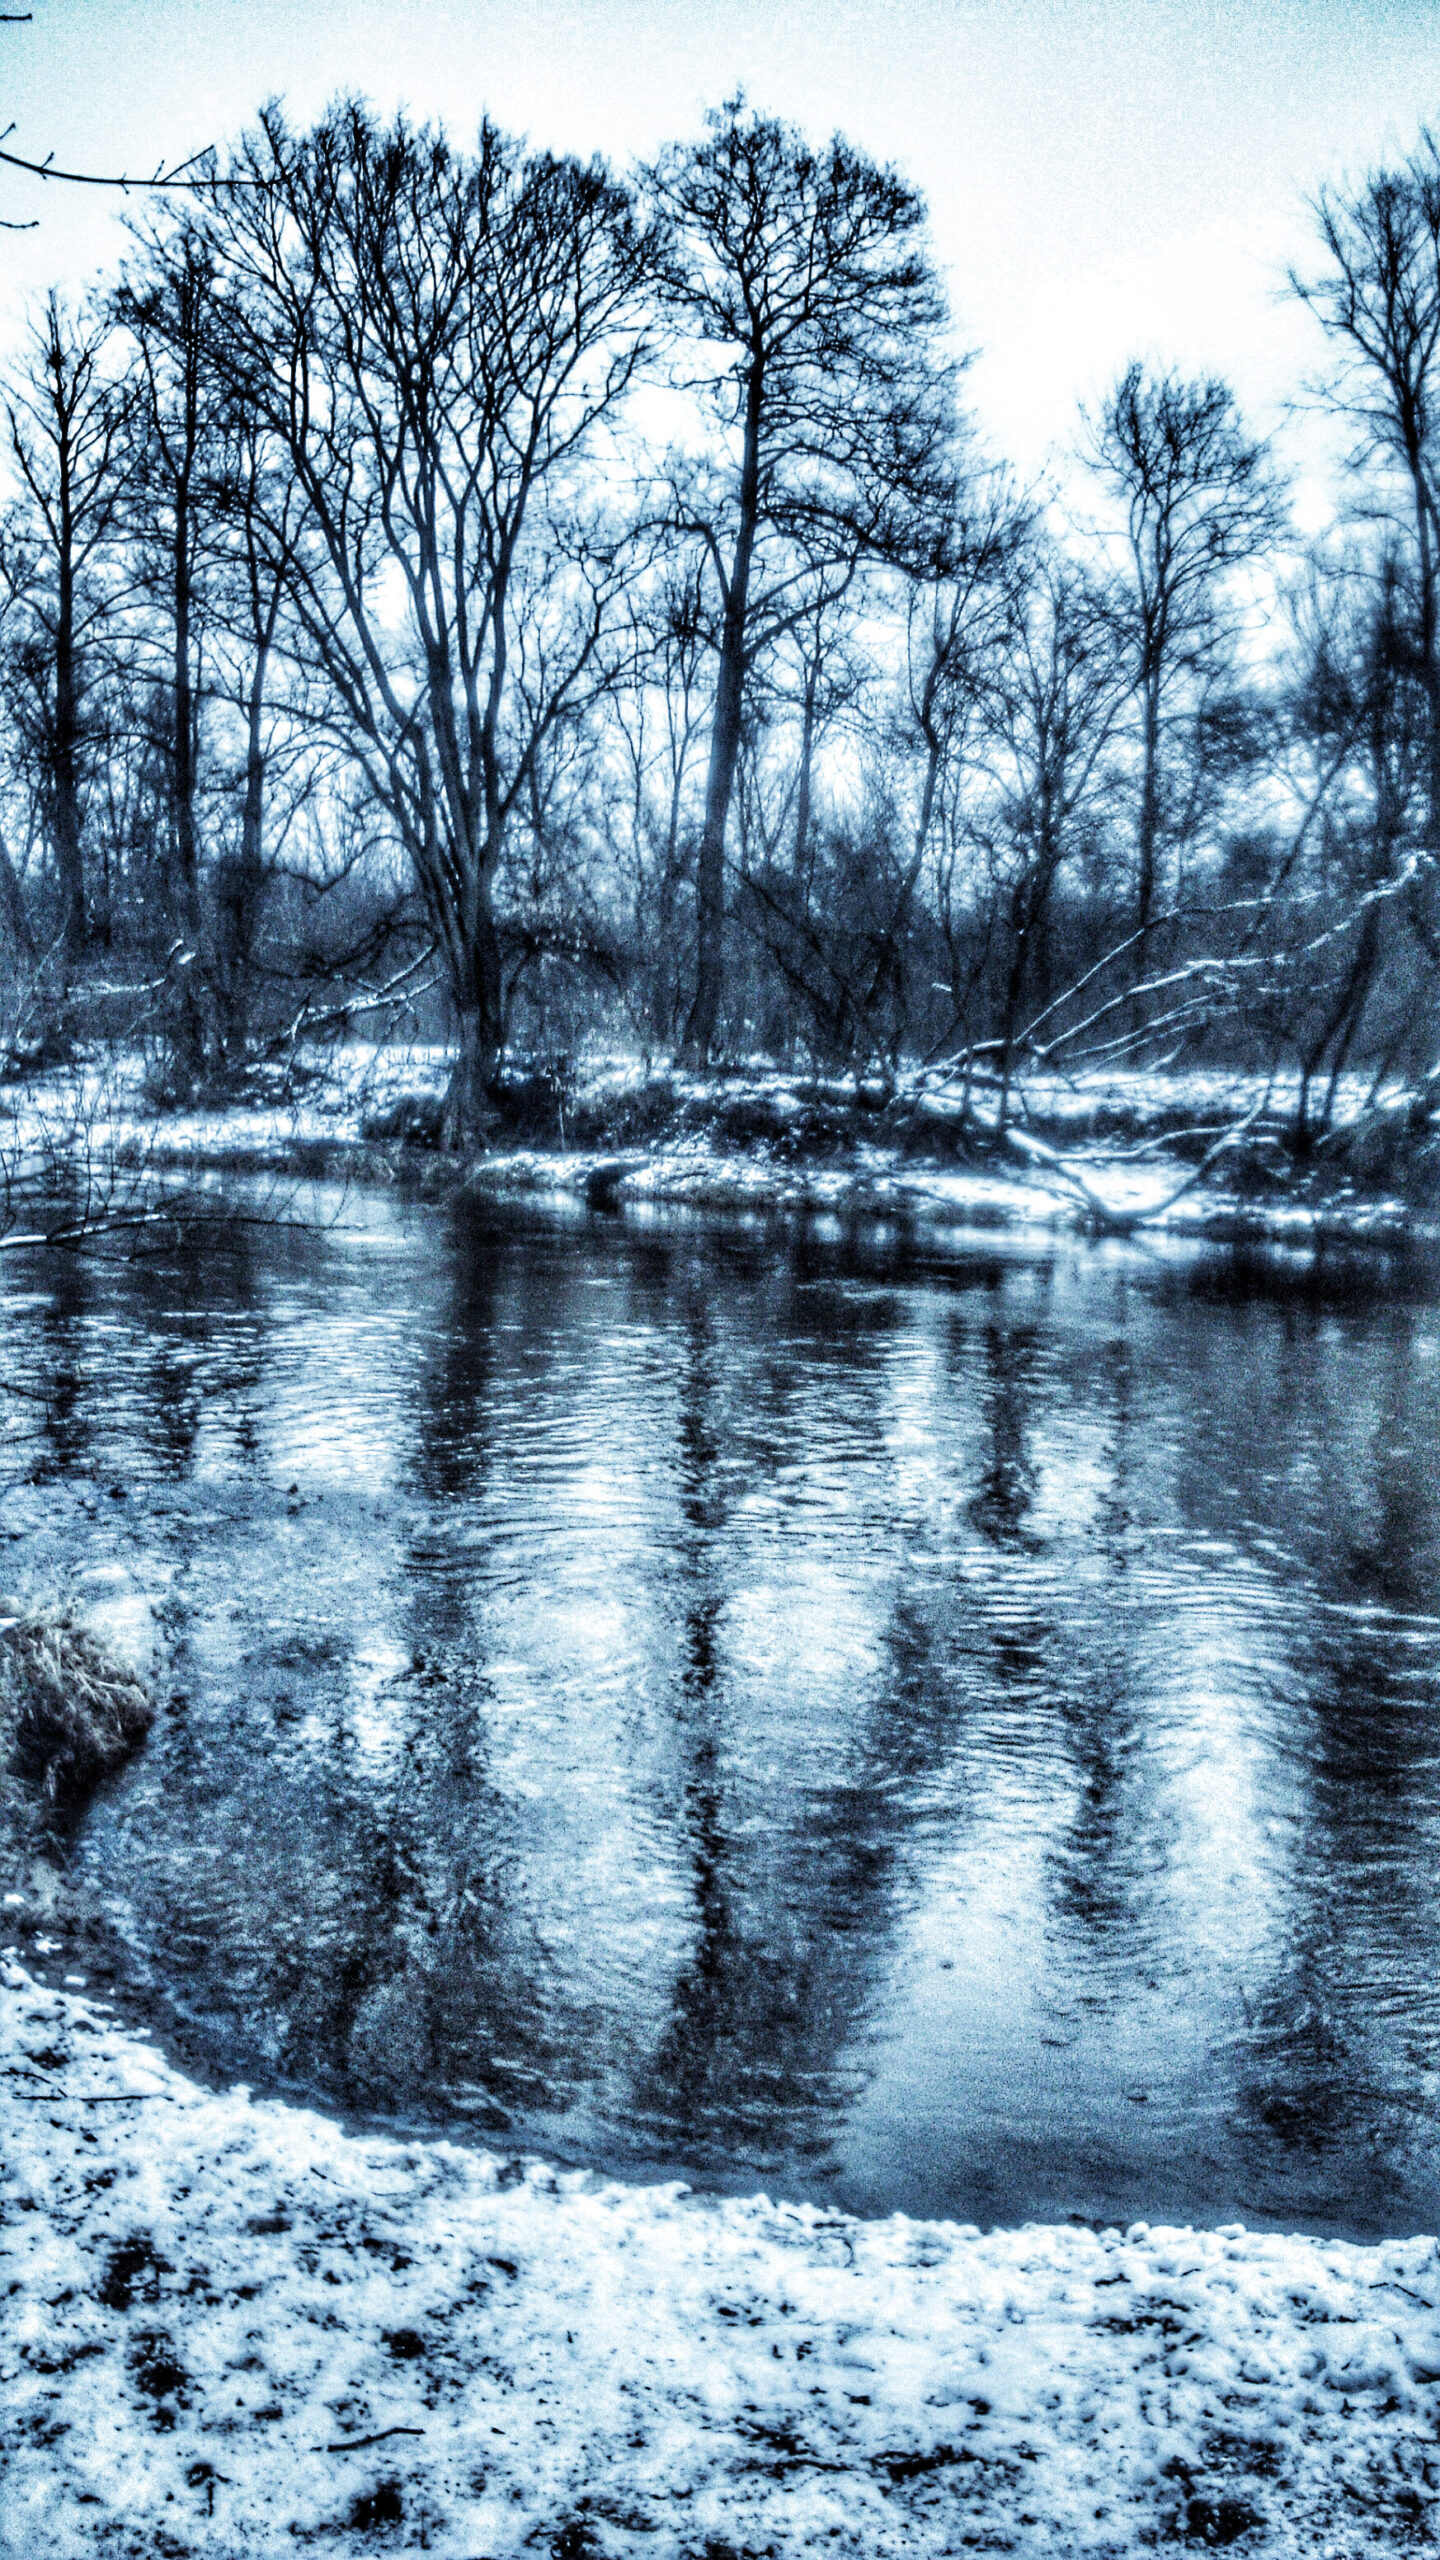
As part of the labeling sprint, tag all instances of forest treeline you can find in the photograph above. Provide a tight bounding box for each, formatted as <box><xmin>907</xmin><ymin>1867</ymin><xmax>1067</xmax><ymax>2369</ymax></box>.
<box><xmin>1</xmin><ymin>95</ymin><xmax>1438</xmax><ymax>1146</ymax></box>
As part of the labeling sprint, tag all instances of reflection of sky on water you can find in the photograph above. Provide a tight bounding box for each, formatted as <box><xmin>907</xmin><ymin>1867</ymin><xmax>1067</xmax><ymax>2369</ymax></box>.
<box><xmin>5</xmin><ymin>1195</ymin><xmax>1440</xmax><ymax>2237</ymax></box>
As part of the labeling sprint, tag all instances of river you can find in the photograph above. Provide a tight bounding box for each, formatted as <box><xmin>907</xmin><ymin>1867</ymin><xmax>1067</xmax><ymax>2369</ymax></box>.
<box><xmin>6</xmin><ymin>1188</ymin><xmax>1440</xmax><ymax>2239</ymax></box>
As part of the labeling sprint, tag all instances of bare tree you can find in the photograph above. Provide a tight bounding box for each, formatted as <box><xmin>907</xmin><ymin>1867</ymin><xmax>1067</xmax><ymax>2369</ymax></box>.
<box><xmin>203</xmin><ymin>374</ymin><xmax>313</xmax><ymax>1060</ymax></box>
<box><xmin>896</xmin><ymin>480</ymin><xmax>1027</xmax><ymax>999</ymax></box>
<box><xmin>978</xmin><ymin>548</ymin><xmax>1128</xmax><ymax>1121</ymax></box>
<box><xmin>122</xmin><ymin>213</ymin><xmax>316</xmax><ymax>1067</ymax></box>
<box><xmin>113</xmin><ymin>224</ymin><xmax>235</xmax><ymax>1092</ymax></box>
<box><xmin>1292</xmin><ymin>131</ymin><xmax>1440</xmax><ymax>853</ymax></box>
<box><xmin>647</xmin><ymin>97</ymin><xmax>961</xmax><ymax>1064</ymax></box>
<box><xmin>2</xmin><ymin>295</ymin><xmax>129</xmax><ymax>969</ymax></box>
<box><xmin>1272</xmin><ymin>543</ymin><xmax>1435</xmax><ymax>1140</ymax></box>
<box><xmin>723</xmin><ymin>606</ymin><xmax>875</xmax><ymax>1063</ymax></box>
<box><xmin>1085</xmin><ymin>363</ymin><xmax>1282</xmax><ymax>956</ymax></box>
<box><xmin>203</xmin><ymin>103</ymin><xmax>654</xmax><ymax>1144</ymax></box>
<box><xmin>607</xmin><ymin>561</ymin><xmax>711</xmax><ymax>1050</ymax></box>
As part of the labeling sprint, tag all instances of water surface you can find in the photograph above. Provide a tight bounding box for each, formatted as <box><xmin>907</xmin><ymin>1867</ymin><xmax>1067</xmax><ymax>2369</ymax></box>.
<box><xmin>6</xmin><ymin>1192</ymin><xmax>1440</xmax><ymax>2238</ymax></box>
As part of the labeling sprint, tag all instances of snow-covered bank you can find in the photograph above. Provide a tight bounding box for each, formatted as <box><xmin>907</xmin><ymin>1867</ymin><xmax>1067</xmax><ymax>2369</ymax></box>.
<box><xmin>3</xmin><ymin>1963</ymin><xmax>1438</xmax><ymax>2557</ymax></box>
<box><xmin>457</xmin><ymin>1141</ymin><xmax>1418</xmax><ymax>1249</ymax></box>
<box><xmin>4</xmin><ymin>1047</ymin><xmax>1430</xmax><ymax>1250</ymax></box>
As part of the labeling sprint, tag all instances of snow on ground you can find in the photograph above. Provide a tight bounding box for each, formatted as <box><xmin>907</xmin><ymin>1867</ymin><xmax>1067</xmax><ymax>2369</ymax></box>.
<box><xmin>461</xmin><ymin>1143</ymin><xmax>1412</xmax><ymax>1246</ymax></box>
<box><xmin>0</xmin><ymin>1046</ymin><xmax>1408</xmax><ymax>1158</ymax></box>
<box><xmin>0</xmin><ymin>1046</ymin><xmax>1422</xmax><ymax>1247</ymax></box>
<box><xmin>3</xmin><ymin>1962</ymin><xmax>1439</xmax><ymax>2557</ymax></box>
<box><xmin>465</xmin><ymin>1143</ymin><xmax>1083</xmax><ymax>1233</ymax></box>
<box><xmin>0</xmin><ymin>1044</ymin><xmax>452</xmax><ymax>1175</ymax></box>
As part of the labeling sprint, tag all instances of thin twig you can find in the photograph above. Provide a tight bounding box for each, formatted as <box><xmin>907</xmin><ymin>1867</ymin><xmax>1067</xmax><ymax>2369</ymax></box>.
<box><xmin>0</xmin><ymin>144</ymin><xmax>266</xmax><ymax>191</ymax></box>
<box><xmin>318</xmin><ymin>2426</ymin><xmax>426</xmax><ymax>2454</ymax></box>
<box><xmin>8</xmin><ymin>2089</ymin><xmax>173</xmax><ymax>2102</ymax></box>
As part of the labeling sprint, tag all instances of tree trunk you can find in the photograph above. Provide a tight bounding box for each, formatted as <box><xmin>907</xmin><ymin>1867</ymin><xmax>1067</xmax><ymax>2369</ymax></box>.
<box><xmin>169</xmin><ymin>487</ymin><xmax>206</xmax><ymax>1099</ymax></box>
<box><xmin>995</xmin><ymin>881</ymin><xmax>1032</xmax><ymax>1137</ymax></box>
<box><xmin>441</xmin><ymin>875</ymin><xmax>506</xmax><ymax>1150</ymax></box>
<box><xmin>913</xmin><ymin>730</ymin><xmax>941</xmax><ymax>884</ymax></box>
<box><xmin>681</xmin><ymin>356</ymin><xmax>764</xmax><ymax>1069</ymax></box>
<box><xmin>653</xmin><ymin>800</ymin><xmax>680</xmax><ymax>1049</ymax></box>
<box><xmin>172</xmin><ymin>505</ymin><xmax>199</xmax><ymax>930</ymax></box>
<box><xmin>217</xmin><ymin>650</ymin><xmax>269</xmax><ymax>1060</ymax></box>
<box><xmin>1399</xmin><ymin>460</ymin><xmax>1440</xmax><ymax>980</ymax></box>
<box><xmin>682</xmin><ymin>644</ymin><xmax>741</xmax><ymax>1068</ymax></box>
<box><xmin>1136</xmin><ymin>662</ymin><xmax>1161</xmax><ymax>948</ymax></box>
<box><xmin>444</xmin><ymin>1002</ymin><xmax>502</xmax><ymax>1150</ymax></box>
<box><xmin>792</xmin><ymin>658</ymin><xmax>818</xmax><ymax>884</ymax></box>
<box><xmin>51</xmin><ymin>540</ymin><xmax>85</xmax><ymax>969</ymax></box>
<box><xmin>1409</xmin><ymin>452</ymin><xmax>1440</xmax><ymax>855</ymax></box>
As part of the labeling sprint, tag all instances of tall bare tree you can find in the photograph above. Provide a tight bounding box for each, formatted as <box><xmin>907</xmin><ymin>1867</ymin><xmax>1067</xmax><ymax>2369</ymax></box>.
<box><xmin>199</xmin><ymin>374</ymin><xmax>313</xmax><ymax>1059</ymax></box>
<box><xmin>1292</xmin><ymin>131</ymin><xmax>1440</xmax><ymax>858</ymax></box>
<box><xmin>203</xmin><ymin>103</ymin><xmax>654</xmax><ymax>1142</ymax></box>
<box><xmin>115</xmin><ymin>224</ymin><xmax>233</xmax><ymax>1088</ymax></box>
<box><xmin>123</xmin><ymin>220</ymin><xmax>315</xmax><ymax>1064</ymax></box>
<box><xmin>1086</xmin><ymin>364</ymin><xmax>1281</xmax><ymax>955</ymax></box>
<box><xmin>3</xmin><ymin>294</ymin><xmax>129</xmax><ymax>967</ymax></box>
<box><xmin>608</xmin><ymin>560</ymin><xmax>712</xmax><ymax>1050</ymax></box>
<box><xmin>899</xmin><ymin>480</ymin><xmax>1027</xmax><ymax>951</ymax></box>
<box><xmin>980</xmin><ymin>549</ymin><xmax>1127</xmax><ymax>1117</ymax></box>
<box><xmin>647</xmin><ymin>98</ymin><xmax>960</xmax><ymax>1064</ymax></box>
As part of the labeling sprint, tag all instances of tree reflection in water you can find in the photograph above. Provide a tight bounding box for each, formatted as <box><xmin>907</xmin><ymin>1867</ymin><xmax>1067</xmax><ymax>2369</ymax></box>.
<box><xmin>7</xmin><ymin>1195</ymin><xmax>1439</xmax><ymax>2238</ymax></box>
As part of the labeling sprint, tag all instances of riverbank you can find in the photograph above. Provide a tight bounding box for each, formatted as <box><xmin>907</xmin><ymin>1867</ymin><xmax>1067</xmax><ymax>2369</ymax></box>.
<box><xmin>4</xmin><ymin>1090</ymin><xmax>1439</xmax><ymax>2554</ymax></box>
<box><xmin>3</xmin><ymin>1959</ymin><xmax>1438</xmax><ymax>2559</ymax></box>
<box><xmin>6</xmin><ymin>1045</ymin><xmax>1435</xmax><ymax>1250</ymax></box>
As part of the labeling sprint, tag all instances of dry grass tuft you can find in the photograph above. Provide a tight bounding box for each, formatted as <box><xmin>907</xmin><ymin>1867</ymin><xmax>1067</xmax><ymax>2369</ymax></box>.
<box><xmin>0</xmin><ymin>1608</ymin><xmax>154</xmax><ymax>1809</ymax></box>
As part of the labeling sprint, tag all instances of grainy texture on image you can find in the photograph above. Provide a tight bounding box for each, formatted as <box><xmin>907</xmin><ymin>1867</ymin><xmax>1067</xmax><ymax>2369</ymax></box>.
<box><xmin>3</xmin><ymin>3</ymin><xmax>1440</xmax><ymax>2553</ymax></box>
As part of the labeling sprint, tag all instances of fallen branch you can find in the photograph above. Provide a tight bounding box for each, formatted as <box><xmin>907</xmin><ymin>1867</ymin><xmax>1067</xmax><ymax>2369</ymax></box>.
<box><xmin>1002</xmin><ymin>1099</ymin><xmax>1269</xmax><ymax>1233</ymax></box>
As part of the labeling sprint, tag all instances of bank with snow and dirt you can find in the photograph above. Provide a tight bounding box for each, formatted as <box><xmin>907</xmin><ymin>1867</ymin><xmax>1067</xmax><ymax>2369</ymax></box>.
<box><xmin>5</xmin><ymin>1046</ymin><xmax>1438</xmax><ymax>1251</ymax></box>
<box><xmin>3</xmin><ymin>1960</ymin><xmax>1439</xmax><ymax>2558</ymax></box>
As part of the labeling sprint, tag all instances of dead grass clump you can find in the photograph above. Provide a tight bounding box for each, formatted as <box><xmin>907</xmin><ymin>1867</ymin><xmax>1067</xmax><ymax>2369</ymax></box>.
<box><xmin>567</xmin><ymin>1074</ymin><xmax>680</xmax><ymax>1149</ymax></box>
<box><xmin>360</xmin><ymin>1092</ymin><xmax>447</xmax><ymax>1148</ymax></box>
<box><xmin>0</xmin><ymin>1607</ymin><xmax>153</xmax><ymax>1809</ymax></box>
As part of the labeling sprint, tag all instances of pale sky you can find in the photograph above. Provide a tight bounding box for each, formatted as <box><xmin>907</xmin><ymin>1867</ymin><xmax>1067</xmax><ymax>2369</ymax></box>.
<box><xmin>2</xmin><ymin>0</ymin><xmax>1436</xmax><ymax>502</ymax></box>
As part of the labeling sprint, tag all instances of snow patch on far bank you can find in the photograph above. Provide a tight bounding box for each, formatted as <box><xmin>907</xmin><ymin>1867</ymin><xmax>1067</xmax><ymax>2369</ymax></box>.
<box><xmin>460</xmin><ymin>1141</ymin><xmax>1415</xmax><ymax>1248</ymax></box>
<box><xmin>1</xmin><ymin>1047</ymin><xmax>1428</xmax><ymax>1245</ymax></box>
<box><xmin>3</xmin><ymin>1964</ymin><xmax>1438</xmax><ymax>2557</ymax></box>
